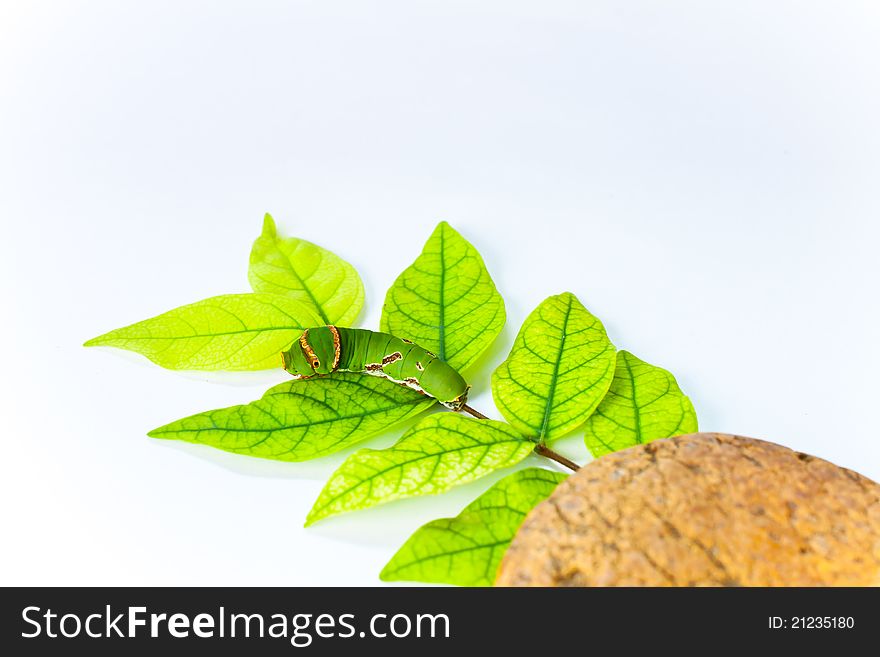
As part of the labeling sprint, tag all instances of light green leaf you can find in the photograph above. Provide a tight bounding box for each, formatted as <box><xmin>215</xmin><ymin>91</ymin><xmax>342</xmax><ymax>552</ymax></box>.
<box><xmin>305</xmin><ymin>414</ymin><xmax>534</xmax><ymax>526</ymax></box>
<box><xmin>584</xmin><ymin>350</ymin><xmax>698</xmax><ymax>457</ymax></box>
<box><xmin>381</xmin><ymin>467</ymin><xmax>566</xmax><ymax>586</ymax></box>
<box><xmin>492</xmin><ymin>292</ymin><xmax>616</xmax><ymax>441</ymax></box>
<box><xmin>249</xmin><ymin>214</ymin><xmax>365</xmax><ymax>326</ymax></box>
<box><xmin>84</xmin><ymin>293</ymin><xmax>322</xmax><ymax>371</ymax></box>
<box><xmin>148</xmin><ymin>373</ymin><xmax>435</xmax><ymax>461</ymax></box>
<box><xmin>380</xmin><ymin>222</ymin><xmax>505</xmax><ymax>372</ymax></box>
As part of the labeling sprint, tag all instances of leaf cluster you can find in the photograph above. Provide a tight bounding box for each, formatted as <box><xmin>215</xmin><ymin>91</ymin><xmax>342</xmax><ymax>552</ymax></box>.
<box><xmin>86</xmin><ymin>215</ymin><xmax>697</xmax><ymax>585</ymax></box>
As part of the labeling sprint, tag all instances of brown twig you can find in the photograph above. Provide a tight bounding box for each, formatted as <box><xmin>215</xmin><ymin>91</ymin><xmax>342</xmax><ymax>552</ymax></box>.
<box><xmin>533</xmin><ymin>443</ymin><xmax>580</xmax><ymax>472</ymax></box>
<box><xmin>460</xmin><ymin>404</ymin><xmax>490</xmax><ymax>420</ymax></box>
<box><xmin>457</xmin><ymin>404</ymin><xmax>580</xmax><ymax>472</ymax></box>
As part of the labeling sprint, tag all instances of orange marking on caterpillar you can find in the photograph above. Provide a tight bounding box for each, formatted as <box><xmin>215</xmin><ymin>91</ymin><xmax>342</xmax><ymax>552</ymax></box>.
<box><xmin>328</xmin><ymin>325</ymin><xmax>341</xmax><ymax>370</ymax></box>
<box><xmin>403</xmin><ymin>377</ymin><xmax>428</xmax><ymax>395</ymax></box>
<box><xmin>299</xmin><ymin>329</ymin><xmax>320</xmax><ymax>369</ymax></box>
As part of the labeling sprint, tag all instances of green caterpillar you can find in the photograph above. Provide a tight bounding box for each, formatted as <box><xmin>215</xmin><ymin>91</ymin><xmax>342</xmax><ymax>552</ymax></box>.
<box><xmin>281</xmin><ymin>326</ymin><xmax>470</xmax><ymax>410</ymax></box>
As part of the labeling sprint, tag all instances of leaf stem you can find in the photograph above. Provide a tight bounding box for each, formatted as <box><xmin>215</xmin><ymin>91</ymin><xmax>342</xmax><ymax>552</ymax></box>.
<box><xmin>457</xmin><ymin>404</ymin><xmax>580</xmax><ymax>472</ymax></box>
<box><xmin>460</xmin><ymin>404</ymin><xmax>490</xmax><ymax>420</ymax></box>
<box><xmin>533</xmin><ymin>443</ymin><xmax>580</xmax><ymax>472</ymax></box>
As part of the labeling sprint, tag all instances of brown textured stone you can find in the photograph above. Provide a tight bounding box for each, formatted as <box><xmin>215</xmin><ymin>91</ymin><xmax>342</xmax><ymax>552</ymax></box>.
<box><xmin>495</xmin><ymin>433</ymin><xmax>880</xmax><ymax>587</ymax></box>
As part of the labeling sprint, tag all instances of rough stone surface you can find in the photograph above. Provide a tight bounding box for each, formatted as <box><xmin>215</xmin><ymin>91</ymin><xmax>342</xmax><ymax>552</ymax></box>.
<box><xmin>495</xmin><ymin>433</ymin><xmax>880</xmax><ymax>586</ymax></box>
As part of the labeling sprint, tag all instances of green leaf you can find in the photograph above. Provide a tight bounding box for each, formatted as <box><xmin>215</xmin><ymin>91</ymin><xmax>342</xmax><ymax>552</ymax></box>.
<box><xmin>305</xmin><ymin>414</ymin><xmax>534</xmax><ymax>526</ymax></box>
<box><xmin>84</xmin><ymin>293</ymin><xmax>322</xmax><ymax>371</ymax></box>
<box><xmin>492</xmin><ymin>292</ymin><xmax>616</xmax><ymax>441</ymax></box>
<box><xmin>584</xmin><ymin>350</ymin><xmax>698</xmax><ymax>457</ymax></box>
<box><xmin>249</xmin><ymin>214</ymin><xmax>365</xmax><ymax>326</ymax></box>
<box><xmin>380</xmin><ymin>222</ymin><xmax>505</xmax><ymax>372</ymax></box>
<box><xmin>381</xmin><ymin>467</ymin><xmax>566</xmax><ymax>586</ymax></box>
<box><xmin>148</xmin><ymin>372</ymin><xmax>435</xmax><ymax>461</ymax></box>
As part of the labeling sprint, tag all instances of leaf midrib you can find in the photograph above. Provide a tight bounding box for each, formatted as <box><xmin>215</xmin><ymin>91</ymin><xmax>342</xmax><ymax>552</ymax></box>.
<box><xmin>622</xmin><ymin>354</ymin><xmax>645</xmax><ymax>445</ymax></box>
<box><xmin>89</xmin><ymin>324</ymin><xmax>305</xmax><ymax>343</ymax></box>
<box><xmin>273</xmin><ymin>238</ymin><xmax>331</xmax><ymax>324</ymax></box>
<box><xmin>437</xmin><ymin>224</ymin><xmax>446</xmax><ymax>360</ymax></box>
<box><xmin>384</xmin><ymin>537</ymin><xmax>512</xmax><ymax>578</ymax></box>
<box><xmin>150</xmin><ymin>397</ymin><xmax>430</xmax><ymax>436</ymax></box>
<box><xmin>312</xmin><ymin>434</ymin><xmax>529</xmax><ymax>516</ymax></box>
<box><xmin>538</xmin><ymin>294</ymin><xmax>573</xmax><ymax>440</ymax></box>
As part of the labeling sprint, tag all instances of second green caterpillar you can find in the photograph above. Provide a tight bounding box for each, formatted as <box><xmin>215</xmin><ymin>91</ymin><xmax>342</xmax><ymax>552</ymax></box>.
<box><xmin>281</xmin><ymin>326</ymin><xmax>469</xmax><ymax>410</ymax></box>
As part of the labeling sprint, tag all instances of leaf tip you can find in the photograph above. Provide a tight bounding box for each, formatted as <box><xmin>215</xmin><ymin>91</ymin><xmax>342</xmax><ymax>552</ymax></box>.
<box><xmin>436</xmin><ymin>219</ymin><xmax>464</xmax><ymax>237</ymax></box>
<box><xmin>430</xmin><ymin>219</ymin><xmax>455</xmax><ymax>239</ymax></box>
<box><xmin>617</xmin><ymin>350</ymin><xmax>646</xmax><ymax>370</ymax></box>
<box><xmin>83</xmin><ymin>333</ymin><xmax>108</xmax><ymax>347</ymax></box>
<box><xmin>261</xmin><ymin>213</ymin><xmax>277</xmax><ymax>238</ymax></box>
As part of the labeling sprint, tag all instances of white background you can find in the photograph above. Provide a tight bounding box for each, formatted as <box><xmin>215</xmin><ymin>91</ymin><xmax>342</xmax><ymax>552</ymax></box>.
<box><xmin>1</xmin><ymin>1</ymin><xmax>878</xmax><ymax>586</ymax></box>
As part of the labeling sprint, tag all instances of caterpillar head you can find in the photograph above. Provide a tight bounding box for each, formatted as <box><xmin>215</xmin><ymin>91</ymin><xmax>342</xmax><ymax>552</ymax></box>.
<box><xmin>441</xmin><ymin>386</ymin><xmax>470</xmax><ymax>411</ymax></box>
<box><xmin>280</xmin><ymin>340</ymin><xmax>315</xmax><ymax>378</ymax></box>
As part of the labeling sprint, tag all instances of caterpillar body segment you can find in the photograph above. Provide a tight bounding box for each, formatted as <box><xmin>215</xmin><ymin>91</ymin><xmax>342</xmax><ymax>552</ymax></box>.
<box><xmin>281</xmin><ymin>326</ymin><xmax>470</xmax><ymax>410</ymax></box>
